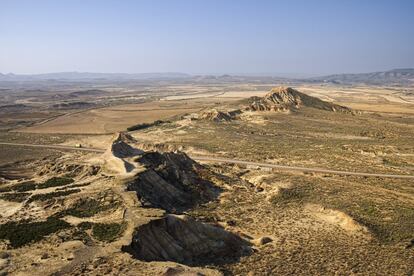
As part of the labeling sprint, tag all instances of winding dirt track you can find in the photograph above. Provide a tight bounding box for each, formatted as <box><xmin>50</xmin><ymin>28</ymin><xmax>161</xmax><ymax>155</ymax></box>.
<box><xmin>1</xmin><ymin>142</ymin><xmax>413</xmax><ymax>179</ymax></box>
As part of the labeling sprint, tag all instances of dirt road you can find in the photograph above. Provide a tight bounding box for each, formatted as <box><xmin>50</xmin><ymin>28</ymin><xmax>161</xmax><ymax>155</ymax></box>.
<box><xmin>192</xmin><ymin>156</ymin><xmax>414</xmax><ymax>179</ymax></box>
<box><xmin>1</xmin><ymin>142</ymin><xmax>413</xmax><ymax>179</ymax></box>
<box><xmin>0</xmin><ymin>142</ymin><xmax>105</xmax><ymax>153</ymax></box>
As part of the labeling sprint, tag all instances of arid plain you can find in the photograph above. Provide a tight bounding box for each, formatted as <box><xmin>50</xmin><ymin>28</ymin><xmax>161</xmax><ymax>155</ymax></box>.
<box><xmin>0</xmin><ymin>76</ymin><xmax>413</xmax><ymax>275</ymax></box>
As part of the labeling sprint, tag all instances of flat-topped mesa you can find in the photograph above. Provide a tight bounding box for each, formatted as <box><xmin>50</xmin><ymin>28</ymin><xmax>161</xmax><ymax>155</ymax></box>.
<box><xmin>246</xmin><ymin>86</ymin><xmax>351</xmax><ymax>113</ymax></box>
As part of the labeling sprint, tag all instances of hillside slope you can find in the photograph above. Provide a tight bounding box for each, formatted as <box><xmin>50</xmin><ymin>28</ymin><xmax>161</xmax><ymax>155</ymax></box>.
<box><xmin>245</xmin><ymin>87</ymin><xmax>351</xmax><ymax>113</ymax></box>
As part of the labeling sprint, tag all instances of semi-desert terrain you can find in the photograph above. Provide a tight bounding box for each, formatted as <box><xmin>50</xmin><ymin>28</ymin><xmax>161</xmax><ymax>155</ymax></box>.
<box><xmin>0</xmin><ymin>72</ymin><xmax>413</xmax><ymax>275</ymax></box>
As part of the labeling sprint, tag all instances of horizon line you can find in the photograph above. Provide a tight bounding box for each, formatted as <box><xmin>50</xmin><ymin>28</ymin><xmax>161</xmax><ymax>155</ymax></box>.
<box><xmin>1</xmin><ymin>67</ymin><xmax>413</xmax><ymax>78</ymax></box>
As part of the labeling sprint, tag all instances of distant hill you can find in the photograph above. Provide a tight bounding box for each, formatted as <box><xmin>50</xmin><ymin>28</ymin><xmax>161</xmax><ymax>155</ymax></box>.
<box><xmin>0</xmin><ymin>72</ymin><xmax>191</xmax><ymax>81</ymax></box>
<box><xmin>245</xmin><ymin>87</ymin><xmax>351</xmax><ymax>113</ymax></box>
<box><xmin>51</xmin><ymin>101</ymin><xmax>96</xmax><ymax>110</ymax></box>
<box><xmin>309</xmin><ymin>69</ymin><xmax>414</xmax><ymax>85</ymax></box>
<box><xmin>2</xmin><ymin>69</ymin><xmax>414</xmax><ymax>85</ymax></box>
<box><xmin>0</xmin><ymin>104</ymin><xmax>32</xmax><ymax>113</ymax></box>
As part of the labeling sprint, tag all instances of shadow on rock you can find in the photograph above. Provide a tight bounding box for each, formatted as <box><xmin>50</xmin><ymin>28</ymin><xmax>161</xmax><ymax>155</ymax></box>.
<box><xmin>127</xmin><ymin>151</ymin><xmax>221</xmax><ymax>213</ymax></box>
<box><xmin>123</xmin><ymin>215</ymin><xmax>252</xmax><ymax>266</ymax></box>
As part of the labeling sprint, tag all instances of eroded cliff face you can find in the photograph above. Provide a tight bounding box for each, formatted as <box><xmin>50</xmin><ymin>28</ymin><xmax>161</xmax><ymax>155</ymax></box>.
<box><xmin>125</xmin><ymin>214</ymin><xmax>251</xmax><ymax>266</ymax></box>
<box><xmin>127</xmin><ymin>151</ymin><xmax>220</xmax><ymax>213</ymax></box>
<box><xmin>121</xmin><ymin>144</ymin><xmax>252</xmax><ymax>270</ymax></box>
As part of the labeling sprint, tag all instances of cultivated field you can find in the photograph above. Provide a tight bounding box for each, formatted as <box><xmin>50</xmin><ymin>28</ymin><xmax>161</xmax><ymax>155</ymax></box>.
<box><xmin>18</xmin><ymin>101</ymin><xmax>204</xmax><ymax>134</ymax></box>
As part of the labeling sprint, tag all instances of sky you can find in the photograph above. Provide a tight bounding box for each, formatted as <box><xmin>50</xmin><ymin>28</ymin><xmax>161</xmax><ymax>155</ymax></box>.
<box><xmin>1</xmin><ymin>0</ymin><xmax>414</xmax><ymax>76</ymax></box>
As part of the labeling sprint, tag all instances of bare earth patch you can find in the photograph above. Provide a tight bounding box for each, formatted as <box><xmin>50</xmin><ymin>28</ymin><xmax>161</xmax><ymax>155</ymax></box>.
<box><xmin>304</xmin><ymin>203</ymin><xmax>369</xmax><ymax>235</ymax></box>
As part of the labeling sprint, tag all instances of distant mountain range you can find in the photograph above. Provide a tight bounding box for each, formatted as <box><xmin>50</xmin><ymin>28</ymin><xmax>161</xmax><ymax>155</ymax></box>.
<box><xmin>0</xmin><ymin>72</ymin><xmax>191</xmax><ymax>81</ymax></box>
<box><xmin>1</xmin><ymin>69</ymin><xmax>413</xmax><ymax>85</ymax></box>
<box><xmin>307</xmin><ymin>68</ymin><xmax>414</xmax><ymax>85</ymax></box>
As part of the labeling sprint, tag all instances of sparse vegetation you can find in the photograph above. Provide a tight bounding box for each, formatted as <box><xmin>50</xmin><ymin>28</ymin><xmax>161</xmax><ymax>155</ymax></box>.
<box><xmin>55</xmin><ymin>182</ymin><xmax>90</xmax><ymax>191</ymax></box>
<box><xmin>57</xmin><ymin>197</ymin><xmax>118</xmax><ymax>218</ymax></box>
<box><xmin>0</xmin><ymin>178</ymin><xmax>77</xmax><ymax>199</ymax></box>
<box><xmin>266</xmin><ymin>173</ymin><xmax>414</xmax><ymax>245</ymax></box>
<box><xmin>270</xmin><ymin>187</ymin><xmax>306</xmax><ymax>205</ymax></box>
<box><xmin>325</xmin><ymin>197</ymin><xmax>414</xmax><ymax>244</ymax></box>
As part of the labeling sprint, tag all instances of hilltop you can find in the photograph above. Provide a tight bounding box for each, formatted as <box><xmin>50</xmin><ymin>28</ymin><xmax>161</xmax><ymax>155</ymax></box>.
<box><xmin>245</xmin><ymin>87</ymin><xmax>351</xmax><ymax>113</ymax></box>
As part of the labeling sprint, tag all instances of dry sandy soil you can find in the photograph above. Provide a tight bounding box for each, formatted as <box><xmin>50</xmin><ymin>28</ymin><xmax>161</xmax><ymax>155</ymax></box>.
<box><xmin>298</xmin><ymin>85</ymin><xmax>414</xmax><ymax>114</ymax></box>
<box><xmin>18</xmin><ymin>101</ymin><xmax>205</xmax><ymax>134</ymax></box>
<box><xmin>0</xmin><ymin>84</ymin><xmax>413</xmax><ymax>275</ymax></box>
<box><xmin>9</xmin><ymin>84</ymin><xmax>414</xmax><ymax>135</ymax></box>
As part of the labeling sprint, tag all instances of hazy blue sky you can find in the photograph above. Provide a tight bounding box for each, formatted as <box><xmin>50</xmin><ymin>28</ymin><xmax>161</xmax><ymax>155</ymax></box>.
<box><xmin>1</xmin><ymin>0</ymin><xmax>413</xmax><ymax>76</ymax></box>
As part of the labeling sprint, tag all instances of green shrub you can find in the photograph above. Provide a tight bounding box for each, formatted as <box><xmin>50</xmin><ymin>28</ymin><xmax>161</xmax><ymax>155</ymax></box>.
<box><xmin>70</xmin><ymin>228</ymin><xmax>93</xmax><ymax>245</ymax></box>
<box><xmin>271</xmin><ymin>187</ymin><xmax>306</xmax><ymax>206</ymax></box>
<box><xmin>92</xmin><ymin>223</ymin><xmax>124</xmax><ymax>242</ymax></box>
<box><xmin>14</xmin><ymin>182</ymin><xmax>37</xmax><ymax>192</ymax></box>
<box><xmin>28</xmin><ymin>189</ymin><xmax>81</xmax><ymax>202</ymax></box>
<box><xmin>0</xmin><ymin>192</ymin><xmax>31</xmax><ymax>202</ymax></box>
<box><xmin>0</xmin><ymin>181</ymin><xmax>37</xmax><ymax>193</ymax></box>
<box><xmin>127</xmin><ymin>120</ymin><xmax>167</xmax><ymax>131</ymax></box>
<box><xmin>0</xmin><ymin>217</ymin><xmax>70</xmax><ymax>248</ymax></box>
<box><xmin>37</xmin><ymin>177</ymin><xmax>74</xmax><ymax>189</ymax></box>
<box><xmin>58</xmin><ymin>198</ymin><xmax>116</xmax><ymax>218</ymax></box>
<box><xmin>77</xmin><ymin>221</ymin><xmax>93</xmax><ymax>230</ymax></box>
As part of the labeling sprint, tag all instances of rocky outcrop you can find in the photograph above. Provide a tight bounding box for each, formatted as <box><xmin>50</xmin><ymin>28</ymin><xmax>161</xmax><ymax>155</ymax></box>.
<box><xmin>127</xmin><ymin>151</ymin><xmax>219</xmax><ymax>213</ymax></box>
<box><xmin>109</xmin><ymin>132</ymin><xmax>143</xmax><ymax>158</ymax></box>
<box><xmin>246</xmin><ymin>87</ymin><xmax>351</xmax><ymax>113</ymax></box>
<box><xmin>200</xmin><ymin>109</ymin><xmax>232</xmax><ymax>122</ymax></box>
<box><xmin>124</xmin><ymin>215</ymin><xmax>251</xmax><ymax>265</ymax></box>
<box><xmin>135</xmin><ymin>142</ymin><xmax>184</xmax><ymax>153</ymax></box>
<box><xmin>102</xmin><ymin>132</ymin><xmax>143</xmax><ymax>174</ymax></box>
<box><xmin>39</xmin><ymin>163</ymin><xmax>101</xmax><ymax>178</ymax></box>
<box><xmin>199</xmin><ymin>109</ymin><xmax>242</xmax><ymax>122</ymax></box>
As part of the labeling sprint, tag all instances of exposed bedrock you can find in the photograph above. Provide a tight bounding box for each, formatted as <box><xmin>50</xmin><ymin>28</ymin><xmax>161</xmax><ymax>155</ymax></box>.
<box><xmin>199</xmin><ymin>109</ymin><xmax>241</xmax><ymax>122</ymax></box>
<box><xmin>124</xmin><ymin>215</ymin><xmax>251</xmax><ymax>266</ymax></box>
<box><xmin>246</xmin><ymin>86</ymin><xmax>352</xmax><ymax>113</ymax></box>
<box><xmin>127</xmin><ymin>151</ymin><xmax>220</xmax><ymax>213</ymax></box>
<box><xmin>110</xmin><ymin>132</ymin><xmax>143</xmax><ymax>158</ymax></box>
